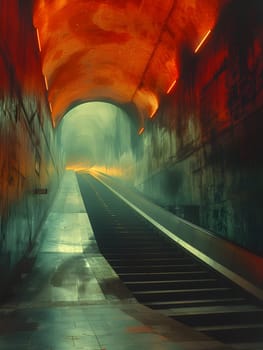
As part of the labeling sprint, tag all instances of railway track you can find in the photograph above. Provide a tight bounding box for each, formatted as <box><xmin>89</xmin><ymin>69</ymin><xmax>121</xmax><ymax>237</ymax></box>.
<box><xmin>77</xmin><ymin>173</ymin><xmax>263</xmax><ymax>349</ymax></box>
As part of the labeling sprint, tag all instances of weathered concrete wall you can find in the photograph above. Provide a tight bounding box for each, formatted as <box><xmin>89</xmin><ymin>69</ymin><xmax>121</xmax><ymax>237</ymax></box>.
<box><xmin>0</xmin><ymin>1</ymin><xmax>63</xmax><ymax>298</ymax></box>
<box><xmin>135</xmin><ymin>1</ymin><xmax>263</xmax><ymax>255</ymax></box>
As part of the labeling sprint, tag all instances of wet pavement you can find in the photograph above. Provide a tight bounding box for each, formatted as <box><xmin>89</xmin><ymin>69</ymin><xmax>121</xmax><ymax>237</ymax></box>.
<box><xmin>0</xmin><ymin>171</ymin><xmax>234</xmax><ymax>350</ymax></box>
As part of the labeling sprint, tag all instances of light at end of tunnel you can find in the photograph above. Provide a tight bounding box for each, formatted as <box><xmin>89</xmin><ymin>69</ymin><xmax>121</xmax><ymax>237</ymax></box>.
<box><xmin>44</xmin><ymin>75</ymin><xmax>49</xmax><ymax>91</ymax></box>
<box><xmin>36</xmin><ymin>28</ymin><xmax>42</xmax><ymax>52</ymax></box>
<box><xmin>66</xmin><ymin>165</ymin><xmax>89</xmax><ymax>172</ymax></box>
<box><xmin>66</xmin><ymin>165</ymin><xmax>124</xmax><ymax>177</ymax></box>
<box><xmin>138</xmin><ymin>127</ymin><xmax>145</xmax><ymax>135</ymax></box>
<box><xmin>89</xmin><ymin>166</ymin><xmax>123</xmax><ymax>177</ymax></box>
<box><xmin>166</xmin><ymin>79</ymin><xmax>177</xmax><ymax>94</ymax></box>
<box><xmin>194</xmin><ymin>29</ymin><xmax>211</xmax><ymax>53</ymax></box>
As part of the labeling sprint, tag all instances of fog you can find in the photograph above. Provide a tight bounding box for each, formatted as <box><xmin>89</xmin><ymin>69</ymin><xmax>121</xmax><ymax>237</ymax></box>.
<box><xmin>61</xmin><ymin>102</ymin><xmax>137</xmax><ymax>178</ymax></box>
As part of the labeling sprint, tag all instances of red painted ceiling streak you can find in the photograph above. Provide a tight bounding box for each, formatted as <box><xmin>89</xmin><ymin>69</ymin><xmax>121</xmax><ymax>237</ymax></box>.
<box><xmin>33</xmin><ymin>0</ymin><xmax>229</xmax><ymax>126</ymax></box>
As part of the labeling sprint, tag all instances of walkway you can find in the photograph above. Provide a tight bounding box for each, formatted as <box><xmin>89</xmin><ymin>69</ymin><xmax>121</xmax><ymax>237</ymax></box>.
<box><xmin>0</xmin><ymin>171</ymin><xmax>233</xmax><ymax>350</ymax></box>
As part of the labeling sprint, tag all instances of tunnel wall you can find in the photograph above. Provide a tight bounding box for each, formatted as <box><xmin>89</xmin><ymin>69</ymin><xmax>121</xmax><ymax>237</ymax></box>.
<box><xmin>136</xmin><ymin>1</ymin><xmax>263</xmax><ymax>255</ymax></box>
<box><xmin>0</xmin><ymin>1</ymin><xmax>63</xmax><ymax>298</ymax></box>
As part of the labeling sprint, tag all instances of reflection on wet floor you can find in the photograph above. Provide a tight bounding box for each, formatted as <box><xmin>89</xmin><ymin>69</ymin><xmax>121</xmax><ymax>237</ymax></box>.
<box><xmin>0</xmin><ymin>171</ymin><xmax>234</xmax><ymax>350</ymax></box>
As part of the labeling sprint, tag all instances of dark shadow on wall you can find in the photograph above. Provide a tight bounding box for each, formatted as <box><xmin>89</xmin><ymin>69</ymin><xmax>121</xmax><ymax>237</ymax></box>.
<box><xmin>0</xmin><ymin>0</ymin><xmax>63</xmax><ymax>300</ymax></box>
<box><xmin>137</xmin><ymin>0</ymin><xmax>263</xmax><ymax>256</ymax></box>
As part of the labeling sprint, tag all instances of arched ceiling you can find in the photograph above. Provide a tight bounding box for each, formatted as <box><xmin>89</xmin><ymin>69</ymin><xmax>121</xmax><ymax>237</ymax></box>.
<box><xmin>33</xmin><ymin>0</ymin><xmax>229</xmax><ymax>126</ymax></box>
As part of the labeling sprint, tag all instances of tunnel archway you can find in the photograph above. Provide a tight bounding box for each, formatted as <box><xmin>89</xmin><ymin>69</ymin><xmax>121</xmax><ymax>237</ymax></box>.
<box><xmin>60</xmin><ymin>101</ymin><xmax>141</xmax><ymax>179</ymax></box>
<box><xmin>33</xmin><ymin>0</ymin><xmax>229</xmax><ymax>126</ymax></box>
<box><xmin>1</xmin><ymin>0</ymin><xmax>263</xmax><ymax>311</ymax></box>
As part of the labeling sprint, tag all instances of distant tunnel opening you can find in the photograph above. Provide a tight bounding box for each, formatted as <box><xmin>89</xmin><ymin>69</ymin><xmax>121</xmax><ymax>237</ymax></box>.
<box><xmin>60</xmin><ymin>101</ymin><xmax>142</xmax><ymax>179</ymax></box>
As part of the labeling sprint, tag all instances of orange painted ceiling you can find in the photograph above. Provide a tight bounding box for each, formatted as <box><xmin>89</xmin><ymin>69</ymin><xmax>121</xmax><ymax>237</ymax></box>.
<box><xmin>33</xmin><ymin>0</ymin><xmax>228</xmax><ymax>126</ymax></box>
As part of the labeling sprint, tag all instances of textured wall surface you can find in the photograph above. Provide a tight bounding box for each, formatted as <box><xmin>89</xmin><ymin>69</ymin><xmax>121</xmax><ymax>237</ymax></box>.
<box><xmin>59</xmin><ymin>2</ymin><xmax>263</xmax><ymax>256</ymax></box>
<box><xmin>0</xmin><ymin>0</ymin><xmax>262</xmax><ymax>302</ymax></box>
<box><xmin>0</xmin><ymin>1</ymin><xmax>63</xmax><ymax>298</ymax></box>
<box><xmin>135</xmin><ymin>1</ymin><xmax>263</xmax><ymax>255</ymax></box>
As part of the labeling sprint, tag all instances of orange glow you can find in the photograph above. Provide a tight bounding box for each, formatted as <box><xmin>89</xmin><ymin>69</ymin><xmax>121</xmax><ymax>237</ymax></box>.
<box><xmin>166</xmin><ymin>79</ymin><xmax>177</xmax><ymax>94</ymax></box>
<box><xmin>44</xmin><ymin>75</ymin><xmax>49</xmax><ymax>91</ymax></box>
<box><xmin>36</xmin><ymin>27</ymin><xmax>42</xmax><ymax>52</ymax></box>
<box><xmin>90</xmin><ymin>166</ymin><xmax>123</xmax><ymax>177</ymax></box>
<box><xmin>133</xmin><ymin>88</ymin><xmax>159</xmax><ymax>120</ymax></box>
<box><xmin>138</xmin><ymin>127</ymin><xmax>145</xmax><ymax>135</ymax></box>
<box><xmin>149</xmin><ymin>94</ymin><xmax>159</xmax><ymax>118</ymax></box>
<box><xmin>65</xmin><ymin>164</ymin><xmax>89</xmax><ymax>172</ymax></box>
<box><xmin>66</xmin><ymin>166</ymin><xmax>89</xmax><ymax>172</ymax></box>
<box><xmin>194</xmin><ymin>29</ymin><xmax>212</xmax><ymax>53</ymax></box>
<box><xmin>150</xmin><ymin>107</ymin><xmax>158</xmax><ymax>118</ymax></box>
<box><xmin>66</xmin><ymin>165</ymin><xmax>124</xmax><ymax>177</ymax></box>
<box><xmin>33</xmin><ymin>0</ymin><xmax>228</xmax><ymax>124</ymax></box>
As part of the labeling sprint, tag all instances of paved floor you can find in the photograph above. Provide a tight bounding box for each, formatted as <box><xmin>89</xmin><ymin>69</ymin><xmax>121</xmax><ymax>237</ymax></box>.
<box><xmin>0</xmin><ymin>171</ymin><xmax>234</xmax><ymax>350</ymax></box>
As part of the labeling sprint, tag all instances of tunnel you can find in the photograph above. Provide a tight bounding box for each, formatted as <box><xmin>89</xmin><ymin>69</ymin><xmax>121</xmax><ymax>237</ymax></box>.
<box><xmin>0</xmin><ymin>0</ymin><xmax>263</xmax><ymax>349</ymax></box>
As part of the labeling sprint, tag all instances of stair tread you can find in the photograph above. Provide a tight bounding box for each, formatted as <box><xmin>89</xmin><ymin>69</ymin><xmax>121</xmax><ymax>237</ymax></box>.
<box><xmin>145</xmin><ymin>297</ymin><xmax>246</xmax><ymax>306</ymax></box>
<box><xmin>133</xmin><ymin>287</ymin><xmax>232</xmax><ymax>294</ymax></box>
<box><xmin>162</xmin><ymin>304</ymin><xmax>262</xmax><ymax>316</ymax></box>
<box><xmin>126</xmin><ymin>278</ymin><xmax>218</xmax><ymax>284</ymax></box>
<box><xmin>196</xmin><ymin>323</ymin><xmax>263</xmax><ymax>331</ymax></box>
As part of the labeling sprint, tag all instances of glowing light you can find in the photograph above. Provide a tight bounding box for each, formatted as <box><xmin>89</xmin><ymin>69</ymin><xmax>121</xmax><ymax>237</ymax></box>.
<box><xmin>33</xmin><ymin>0</ymin><xmax>224</xmax><ymax>123</ymax></box>
<box><xmin>149</xmin><ymin>96</ymin><xmax>159</xmax><ymax>119</ymax></box>
<box><xmin>36</xmin><ymin>28</ymin><xmax>42</xmax><ymax>52</ymax></box>
<box><xmin>166</xmin><ymin>79</ymin><xmax>177</xmax><ymax>94</ymax></box>
<box><xmin>90</xmin><ymin>166</ymin><xmax>123</xmax><ymax>177</ymax></box>
<box><xmin>150</xmin><ymin>107</ymin><xmax>158</xmax><ymax>118</ymax></box>
<box><xmin>66</xmin><ymin>166</ymin><xmax>89</xmax><ymax>172</ymax></box>
<box><xmin>66</xmin><ymin>165</ymin><xmax>124</xmax><ymax>177</ymax></box>
<box><xmin>49</xmin><ymin>102</ymin><xmax>53</xmax><ymax>113</ymax></box>
<box><xmin>194</xmin><ymin>29</ymin><xmax>211</xmax><ymax>53</ymax></box>
<box><xmin>44</xmin><ymin>75</ymin><xmax>49</xmax><ymax>90</ymax></box>
<box><xmin>133</xmin><ymin>88</ymin><xmax>159</xmax><ymax>120</ymax></box>
<box><xmin>138</xmin><ymin>127</ymin><xmax>145</xmax><ymax>135</ymax></box>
